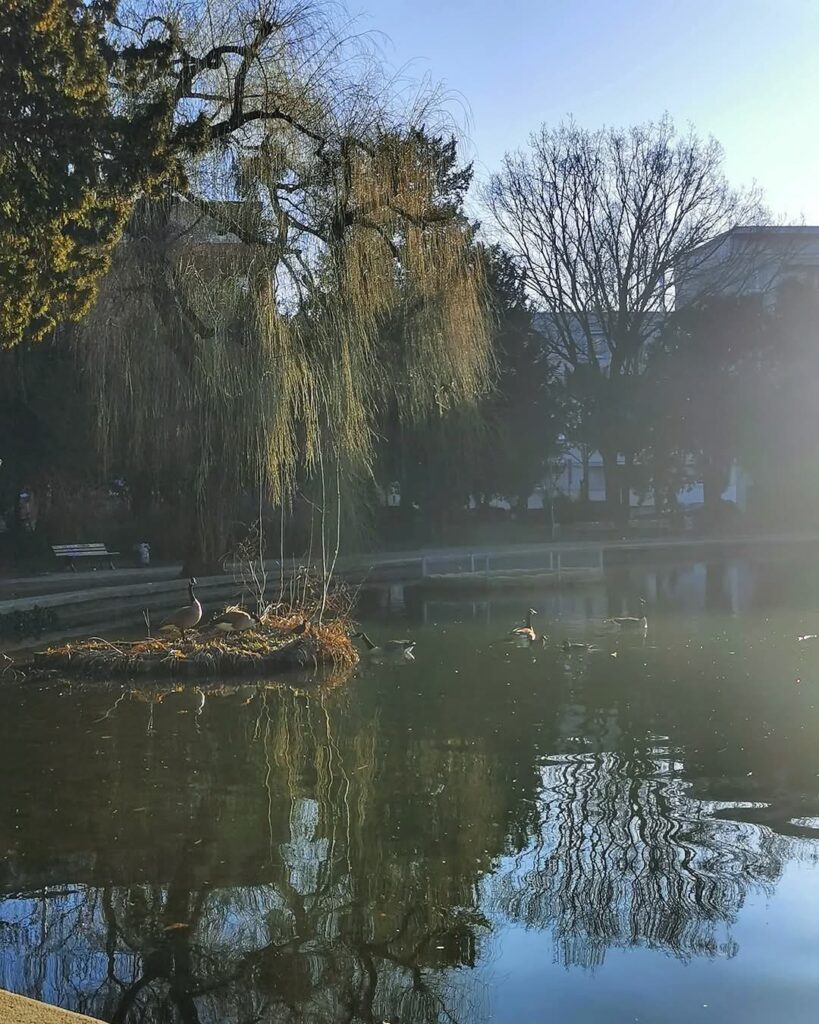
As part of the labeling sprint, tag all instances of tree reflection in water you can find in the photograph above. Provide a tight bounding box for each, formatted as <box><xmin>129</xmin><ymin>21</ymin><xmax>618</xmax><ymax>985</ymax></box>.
<box><xmin>0</xmin><ymin>611</ymin><xmax>818</xmax><ymax>1023</ymax></box>
<box><xmin>487</xmin><ymin>749</ymin><xmax>801</xmax><ymax>969</ymax></box>
<box><xmin>0</xmin><ymin>682</ymin><xmax>492</xmax><ymax>1023</ymax></box>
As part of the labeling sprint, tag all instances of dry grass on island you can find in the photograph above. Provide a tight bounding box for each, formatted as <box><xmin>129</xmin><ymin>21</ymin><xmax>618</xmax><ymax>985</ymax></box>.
<box><xmin>30</xmin><ymin>610</ymin><xmax>358</xmax><ymax>681</ymax></box>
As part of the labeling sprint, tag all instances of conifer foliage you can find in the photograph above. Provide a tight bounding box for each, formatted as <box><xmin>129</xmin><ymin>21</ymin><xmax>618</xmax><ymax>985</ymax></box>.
<box><xmin>0</xmin><ymin>2</ymin><xmax>170</xmax><ymax>346</ymax></box>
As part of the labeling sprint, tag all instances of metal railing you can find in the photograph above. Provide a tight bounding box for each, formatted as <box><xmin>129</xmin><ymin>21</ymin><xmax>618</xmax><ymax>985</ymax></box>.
<box><xmin>419</xmin><ymin>546</ymin><xmax>604</xmax><ymax>579</ymax></box>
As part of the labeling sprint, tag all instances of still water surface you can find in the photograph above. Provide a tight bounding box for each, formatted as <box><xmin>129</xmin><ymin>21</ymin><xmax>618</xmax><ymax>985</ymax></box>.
<box><xmin>2</xmin><ymin>557</ymin><xmax>819</xmax><ymax>1022</ymax></box>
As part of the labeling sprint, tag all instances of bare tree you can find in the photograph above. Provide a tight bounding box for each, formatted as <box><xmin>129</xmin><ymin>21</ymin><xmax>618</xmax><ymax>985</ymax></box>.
<box><xmin>485</xmin><ymin>116</ymin><xmax>763</xmax><ymax>521</ymax></box>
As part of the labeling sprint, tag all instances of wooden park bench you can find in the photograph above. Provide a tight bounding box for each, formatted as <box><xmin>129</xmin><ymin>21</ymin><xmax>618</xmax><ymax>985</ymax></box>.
<box><xmin>52</xmin><ymin>542</ymin><xmax>119</xmax><ymax>571</ymax></box>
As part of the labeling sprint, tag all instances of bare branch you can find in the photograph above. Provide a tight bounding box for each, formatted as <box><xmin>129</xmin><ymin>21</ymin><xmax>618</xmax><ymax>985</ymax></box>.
<box><xmin>485</xmin><ymin>117</ymin><xmax>765</xmax><ymax>375</ymax></box>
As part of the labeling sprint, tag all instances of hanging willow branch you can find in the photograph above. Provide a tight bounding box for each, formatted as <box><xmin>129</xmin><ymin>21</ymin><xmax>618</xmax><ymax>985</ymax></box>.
<box><xmin>78</xmin><ymin>4</ymin><xmax>490</xmax><ymax>561</ymax></box>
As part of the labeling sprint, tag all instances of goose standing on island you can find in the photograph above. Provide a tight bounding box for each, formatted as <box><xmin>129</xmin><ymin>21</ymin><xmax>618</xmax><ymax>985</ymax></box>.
<box><xmin>159</xmin><ymin>578</ymin><xmax>202</xmax><ymax>639</ymax></box>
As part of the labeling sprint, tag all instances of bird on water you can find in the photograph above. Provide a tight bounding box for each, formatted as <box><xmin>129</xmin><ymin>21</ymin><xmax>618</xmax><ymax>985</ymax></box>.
<box><xmin>509</xmin><ymin>608</ymin><xmax>538</xmax><ymax>643</ymax></box>
<box><xmin>562</xmin><ymin>639</ymin><xmax>593</xmax><ymax>652</ymax></box>
<box><xmin>351</xmin><ymin>632</ymin><xmax>417</xmax><ymax>659</ymax></box>
<box><xmin>609</xmin><ymin>599</ymin><xmax>648</xmax><ymax>631</ymax></box>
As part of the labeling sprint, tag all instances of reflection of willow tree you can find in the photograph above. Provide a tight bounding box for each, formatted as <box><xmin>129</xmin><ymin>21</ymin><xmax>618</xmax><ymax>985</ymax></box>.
<box><xmin>0</xmin><ymin>684</ymin><xmax>495</xmax><ymax>1023</ymax></box>
<box><xmin>487</xmin><ymin>748</ymin><xmax>797</xmax><ymax>969</ymax></box>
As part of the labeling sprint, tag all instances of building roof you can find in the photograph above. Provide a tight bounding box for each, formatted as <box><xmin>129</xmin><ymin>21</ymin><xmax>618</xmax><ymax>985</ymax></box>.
<box><xmin>681</xmin><ymin>224</ymin><xmax>819</xmax><ymax>259</ymax></box>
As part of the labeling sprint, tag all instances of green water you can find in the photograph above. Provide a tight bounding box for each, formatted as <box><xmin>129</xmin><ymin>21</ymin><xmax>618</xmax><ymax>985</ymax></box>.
<box><xmin>2</xmin><ymin>557</ymin><xmax>819</xmax><ymax>1022</ymax></box>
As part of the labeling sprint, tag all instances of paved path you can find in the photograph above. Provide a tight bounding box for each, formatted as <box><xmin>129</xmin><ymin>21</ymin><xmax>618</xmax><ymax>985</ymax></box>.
<box><xmin>1</xmin><ymin>531</ymin><xmax>816</xmax><ymax>605</ymax></box>
<box><xmin>0</xmin><ymin>990</ymin><xmax>101</xmax><ymax>1024</ymax></box>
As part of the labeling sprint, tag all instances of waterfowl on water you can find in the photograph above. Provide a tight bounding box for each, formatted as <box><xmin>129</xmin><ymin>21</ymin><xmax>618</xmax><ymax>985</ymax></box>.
<box><xmin>609</xmin><ymin>600</ymin><xmax>648</xmax><ymax>630</ymax></box>
<box><xmin>562</xmin><ymin>639</ymin><xmax>592</xmax><ymax>652</ymax></box>
<box><xmin>611</xmin><ymin>614</ymin><xmax>648</xmax><ymax>630</ymax></box>
<box><xmin>159</xmin><ymin>578</ymin><xmax>202</xmax><ymax>638</ymax></box>
<box><xmin>210</xmin><ymin>608</ymin><xmax>261</xmax><ymax>634</ymax></box>
<box><xmin>351</xmin><ymin>632</ymin><xmax>416</xmax><ymax>659</ymax></box>
<box><xmin>510</xmin><ymin>608</ymin><xmax>538</xmax><ymax>642</ymax></box>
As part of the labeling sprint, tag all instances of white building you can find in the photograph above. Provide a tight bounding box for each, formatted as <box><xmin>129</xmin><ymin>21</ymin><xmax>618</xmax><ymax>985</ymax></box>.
<box><xmin>534</xmin><ymin>225</ymin><xmax>819</xmax><ymax>516</ymax></box>
<box><xmin>529</xmin><ymin>312</ymin><xmax>688</xmax><ymax>513</ymax></box>
<box><xmin>674</xmin><ymin>225</ymin><xmax>819</xmax><ymax>309</ymax></box>
<box><xmin>381</xmin><ymin>225</ymin><xmax>815</xmax><ymax>520</ymax></box>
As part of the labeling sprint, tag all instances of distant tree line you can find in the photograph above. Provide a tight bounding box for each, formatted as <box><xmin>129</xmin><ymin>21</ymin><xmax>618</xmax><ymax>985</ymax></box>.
<box><xmin>1</xmin><ymin>3</ymin><xmax>817</xmax><ymax>563</ymax></box>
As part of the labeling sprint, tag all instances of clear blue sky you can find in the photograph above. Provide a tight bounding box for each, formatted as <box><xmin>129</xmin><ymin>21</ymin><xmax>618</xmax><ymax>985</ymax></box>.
<box><xmin>361</xmin><ymin>0</ymin><xmax>819</xmax><ymax>220</ymax></box>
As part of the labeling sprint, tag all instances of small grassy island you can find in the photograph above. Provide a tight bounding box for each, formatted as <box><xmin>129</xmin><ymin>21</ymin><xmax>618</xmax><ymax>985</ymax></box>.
<box><xmin>29</xmin><ymin>612</ymin><xmax>358</xmax><ymax>680</ymax></box>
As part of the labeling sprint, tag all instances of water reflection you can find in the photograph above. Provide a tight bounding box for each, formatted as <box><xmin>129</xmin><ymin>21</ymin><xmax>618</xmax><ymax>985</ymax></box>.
<box><xmin>0</xmin><ymin>683</ymin><xmax>495</xmax><ymax>1023</ymax></box>
<box><xmin>1</xmin><ymin>556</ymin><xmax>819</xmax><ymax>1021</ymax></box>
<box><xmin>488</xmin><ymin>751</ymin><xmax>795</xmax><ymax>969</ymax></box>
<box><xmin>376</xmin><ymin>553</ymin><xmax>808</xmax><ymax>625</ymax></box>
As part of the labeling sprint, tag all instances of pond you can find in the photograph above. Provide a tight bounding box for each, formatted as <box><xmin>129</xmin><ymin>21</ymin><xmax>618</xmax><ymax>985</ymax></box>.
<box><xmin>1</xmin><ymin>555</ymin><xmax>819</xmax><ymax>1023</ymax></box>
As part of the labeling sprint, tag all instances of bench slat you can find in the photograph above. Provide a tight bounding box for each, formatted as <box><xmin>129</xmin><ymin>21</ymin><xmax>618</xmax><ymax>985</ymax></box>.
<box><xmin>53</xmin><ymin>545</ymin><xmax>108</xmax><ymax>554</ymax></box>
<box><xmin>52</xmin><ymin>544</ymin><xmax>108</xmax><ymax>552</ymax></box>
<box><xmin>52</xmin><ymin>544</ymin><xmax>119</xmax><ymax>564</ymax></box>
<box><xmin>55</xmin><ymin>551</ymin><xmax>115</xmax><ymax>557</ymax></box>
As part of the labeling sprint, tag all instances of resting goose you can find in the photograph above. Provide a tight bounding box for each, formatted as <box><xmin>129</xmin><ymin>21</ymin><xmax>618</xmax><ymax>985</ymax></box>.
<box><xmin>210</xmin><ymin>608</ymin><xmax>261</xmax><ymax>634</ymax></box>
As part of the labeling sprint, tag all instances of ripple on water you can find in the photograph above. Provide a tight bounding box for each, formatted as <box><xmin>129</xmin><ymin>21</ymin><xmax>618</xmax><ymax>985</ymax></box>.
<box><xmin>789</xmin><ymin>816</ymin><xmax>819</xmax><ymax>831</ymax></box>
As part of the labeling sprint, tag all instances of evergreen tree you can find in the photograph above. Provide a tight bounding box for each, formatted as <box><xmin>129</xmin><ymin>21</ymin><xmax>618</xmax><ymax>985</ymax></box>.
<box><xmin>474</xmin><ymin>246</ymin><xmax>562</xmax><ymax>513</ymax></box>
<box><xmin>0</xmin><ymin>1</ymin><xmax>171</xmax><ymax>347</ymax></box>
<box><xmin>378</xmin><ymin>246</ymin><xmax>564</xmax><ymax>540</ymax></box>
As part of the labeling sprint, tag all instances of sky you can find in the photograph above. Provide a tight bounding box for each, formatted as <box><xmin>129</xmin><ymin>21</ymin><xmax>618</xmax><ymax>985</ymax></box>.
<box><xmin>358</xmin><ymin>0</ymin><xmax>819</xmax><ymax>221</ymax></box>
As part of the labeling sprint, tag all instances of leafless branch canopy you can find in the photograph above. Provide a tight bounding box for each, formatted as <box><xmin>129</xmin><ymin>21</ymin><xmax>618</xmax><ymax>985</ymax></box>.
<box><xmin>115</xmin><ymin>0</ymin><xmax>453</xmax><ymax>164</ymax></box>
<box><xmin>485</xmin><ymin>117</ymin><xmax>765</xmax><ymax>375</ymax></box>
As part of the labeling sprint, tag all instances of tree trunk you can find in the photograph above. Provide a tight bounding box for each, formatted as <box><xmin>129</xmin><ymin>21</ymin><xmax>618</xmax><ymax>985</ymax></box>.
<box><xmin>182</xmin><ymin>476</ymin><xmax>230</xmax><ymax>577</ymax></box>
<box><xmin>601</xmin><ymin>449</ymin><xmax>627</xmax><ymax>526</ymax></box>
<box><xmin>702</xmin><ymin>455</ymin><xmax>729</xmax><ymax>519</ymax></box>
<box><xmin>623</xmin><ymin>450</ymin><xmax>635</xmax><ymax>521</ymax></box>
<box><xmin>181</xmin><ymin>529</ymin><xmax>211</xmax><ymax>578</ymax></box>
<box><xmin>129</xmin><ymin>471</ymin><xmax>154</xmax><ymax>528</ymax></box>
<box><xmin>579</xmin><ymin>447</ymin><xmax>590</xmax><ymax>504</ymax></box>
<box><xmin>652</xmin><ymin>451</ymin><xmax>677</xmax><ymax>515</ymax></box>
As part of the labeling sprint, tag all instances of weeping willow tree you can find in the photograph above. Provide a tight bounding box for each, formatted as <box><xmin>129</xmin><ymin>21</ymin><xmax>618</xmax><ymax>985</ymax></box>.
<box><xmin>77</xmin><ymin>1</ymin><xmax>490</xmax><ymax>565</ymax></box>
